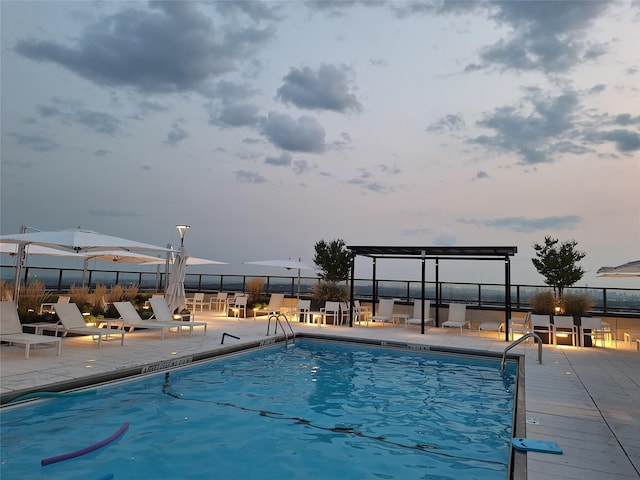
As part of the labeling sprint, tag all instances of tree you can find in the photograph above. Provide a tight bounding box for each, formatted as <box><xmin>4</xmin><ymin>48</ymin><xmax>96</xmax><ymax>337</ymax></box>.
<box><xmin>531</xmin><ymin>236</ymin><xmax>586</xmax><ymax>298</ymax></box>
<box><xmin>313</xmin><ymin>239</ymin><xmax>352</xmax><ymax>282</ymax></box>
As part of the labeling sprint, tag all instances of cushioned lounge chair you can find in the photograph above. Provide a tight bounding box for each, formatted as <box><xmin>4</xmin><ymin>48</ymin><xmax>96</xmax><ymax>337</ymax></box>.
<box><xmin>1</xmin><ymin>301</ymin><xmax>62</xmax><ymax>359</ymax></box>
<box><xmin>370</xmin><ymin>299</ymin><xmax>396</xmax><ymax>326</ymax></box>
<box><xmin>113</xmin><ymin>301</ymin><xmax>182</xmax><ymax>340</ymax></box>
<box><xmin>405</xmin><ymin>300</ymin><xmax>434</xmax><ymax>329</ymax></box>
<box><xmin>442</xmin><ymin>304</ymin><xmax>469</xmax><ymax>334</ymax></box>
<box><xmin>54</xmin><ymin>303</ymin><xmax>126</xmax><ymax>349</ymax></box>
<box><xmin>149</xmin><ymin>298</ymin><xmax>207</xmax><ymax>336</ymax></box>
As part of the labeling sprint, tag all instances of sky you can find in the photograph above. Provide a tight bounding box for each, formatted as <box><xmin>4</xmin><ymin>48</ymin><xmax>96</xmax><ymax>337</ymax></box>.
<box><xmin>1</xmin><ymin>0</ymin><xmax>639</xmax><ymax>287</ymax></box>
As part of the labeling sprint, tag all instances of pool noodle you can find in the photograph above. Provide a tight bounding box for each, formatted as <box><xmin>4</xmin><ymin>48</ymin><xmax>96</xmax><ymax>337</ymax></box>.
<box><xmin>11</xmin><ymin>390</ymin><xmax>97</xmax><ymax>403</ymax></box>
<box><xmin>41</xmin><ymin>422</ymin><xmax>129</xmax><ymax>466</ymax></box>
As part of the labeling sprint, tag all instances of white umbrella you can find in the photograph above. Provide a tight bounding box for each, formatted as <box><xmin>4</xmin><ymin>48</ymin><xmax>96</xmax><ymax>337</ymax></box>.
<box><xmin>165</xmin><ymin>246</ymin><xmax>189</xmax><ymax>313</ymax></box>
<box><xmin>244</xmin><ymin>258</ymin><xmax>318</xmax><ymax>298</ymax></box>
<box><xmin>597</xmin><ymin>260</ymin><xmax>640</xmax><ymax>277</ymax></box>
<box><xmin>1</xmin><ymin>227</ymin><xmax>170</xmax><ymax>303</ymax></box>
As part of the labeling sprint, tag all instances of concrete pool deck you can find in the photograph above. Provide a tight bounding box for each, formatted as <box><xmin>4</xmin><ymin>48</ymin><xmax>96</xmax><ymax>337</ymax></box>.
<box><xmin>1</xmin><ymin>311</ymin><xmax>639</xmax><ymax>479</ymax></box>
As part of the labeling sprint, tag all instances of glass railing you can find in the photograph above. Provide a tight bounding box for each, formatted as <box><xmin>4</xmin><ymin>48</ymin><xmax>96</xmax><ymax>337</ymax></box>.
<box><xmin>2</xmin><ymin>265</ymin><xmax>639</xmax><ymax>315</ymax></box>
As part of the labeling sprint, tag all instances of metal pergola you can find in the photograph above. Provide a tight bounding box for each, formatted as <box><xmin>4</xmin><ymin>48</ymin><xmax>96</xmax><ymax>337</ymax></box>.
<box><xmin>347</xmin><ymin>246</ymin><xmax>518</xmax><ymax>341</ymax></box>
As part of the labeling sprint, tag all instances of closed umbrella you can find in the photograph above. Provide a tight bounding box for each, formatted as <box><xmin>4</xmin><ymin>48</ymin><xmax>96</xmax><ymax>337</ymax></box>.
<box><xmin>165</xmin><ymin>247</ymin><xmax>189</xmax><ymax>313</ymax></box>
<box><xmin>244</xmin><ymin>258</ymin><xmax>318</xmax><ymax>298</ymax></box>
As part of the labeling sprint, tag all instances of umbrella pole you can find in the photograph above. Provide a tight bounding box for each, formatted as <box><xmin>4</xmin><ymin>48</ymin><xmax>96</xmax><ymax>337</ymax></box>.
<box><xmin>297</xmin><ymin>268</ymin><xmax>301</xmax><ymax>299</ymax></box>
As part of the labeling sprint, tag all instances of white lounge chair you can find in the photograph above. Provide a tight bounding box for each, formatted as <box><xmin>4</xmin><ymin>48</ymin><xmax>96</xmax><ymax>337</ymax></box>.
<box><xmin>149</xmin><ymin>297</ymin><xmax>207</xmax><ymax>336</ymax></box>
<box><xmin>442</xmin><ymin>304</ymin><xmax>470</xmax><ymax>334</ymax></box>
<box><xmin>370</xmin><ymin>299</ymin><xmax>396</xmax><ymax>326</ymax></box>
<box><xmin>113</xmin><ymin>301</ymin><xmax>182</xmax><ymax>340</ymax></box>
<box><xmin>1</xmin><ymin>301</ymin><xmax>62</xmax><ymax>359</ymax></box>
<box><xmin>405</xmin><ymin>300</ymin><xmax>434</xmax><ymax>329</ymax></box>
<box><xmin>39</xmin><ymin>295</ymin><xmax>70</xmax><ymax>314</ymax></box>
<box><xmin>478</xmin><ymin>318</ymin><xmax>505</xmax><ymax>336</ymax></box>
<box><xmin>54</xmin><ymin>303</ymin><xmax>126</xmax><ymax>349</ymax></box>
<box><xmin>254</xmin><ymin>293</ymin><xmax>285</xmax><ymax>318</ymax></box>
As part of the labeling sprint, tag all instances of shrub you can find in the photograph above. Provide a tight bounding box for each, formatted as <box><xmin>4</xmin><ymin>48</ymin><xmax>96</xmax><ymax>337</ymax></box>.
<box><xmin>246</xmin><ymin>278</ymin><xmax>265</xmax><ymax>305</ymax></box>
<box><xmin>18</xmin><ymin>280</ymin><xmax>47</xmax><ymax>313</ymax></box>
<box><xmin>0</xmin><ymin>280</ymin><xmax>13</xmax><ymax>301</ymax></box>
<box><xmin>93</xmin><ymin>284</ymin><xmax>108</xmax><ymax>308</ymax></box>
<box><xmin>310</xmin><ymin>281</ymin><xmax>348</xmax><ymax>302</ymax></box>
<box><xmin>529</xmin><ymin>290</ymin><xmax>556</xmax><ymax>314</ymax></box>
<box><xmin>106</xmin><ymin>284</ymin><xmax>124</xmax><ymax>303</ymax></box>
<box><xmin>70</xmin><ymin>285</ymin><xmax>91</xmax><ymax>312</ymax></box>
<box><xmin>123</xmin><ymin>284</ymin><xmax>139</xmax><ymax>301</ymax></box>
<box><xmin>562</xmin><ymin>293</ymin><xmax>593</xmax><ymax>316</ymax></box>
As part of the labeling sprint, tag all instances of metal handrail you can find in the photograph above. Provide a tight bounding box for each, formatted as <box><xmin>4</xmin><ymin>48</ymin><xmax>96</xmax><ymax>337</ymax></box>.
<box><xmin>266</xmin><ymin>313</ymin><xmax>295</xmax><ymax>341</ymax></box>
<box><xmin>501</xmin><ymin>333</ymin><xmax>542</xmax><ymax>372</ymax></box>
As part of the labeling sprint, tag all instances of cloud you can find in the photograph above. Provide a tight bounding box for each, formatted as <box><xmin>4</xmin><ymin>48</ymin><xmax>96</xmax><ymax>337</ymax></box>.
<box><xmin>258</xmin><ymin>112</ymin><xmax>325</xmax><ymax>153</ymax></box>
<box><xmin>276</xmin><ymin>64</ymin><xmax>362</xmax><ymax>113</ymax></box>
<box><xmin>427</xmin><ymin>114</ymin><xmax>465</xmax><ymax>133</ymax></box>
<box><xmin>235</xmin><ymin>169</ymin><xmax>267</xmax><ymax>183</ymax></box>
<box><xmin>469</xmin><ymin>90</ymin><xmax>581</xmax><ymax>164</ymax></box>
<box><xmin>36</xmin><ymin>105</ymin><xmax>60</xmax><ymax>118</ymax></box>
<box><xmin>473</xmin><ymin>171</ymin><xmax>489</xmax><ymax>180</ymax></box>
<box><xmin>209</xmin><ymin>102</ymin><xmax>260</xmax><ymax>128</ymax></box>
<box><xmin>474</xmin><ymin>1</ymin><xmax>611</xmax><ymax>73</ymax></box>
<box><xmin>265</xmin><ymin>152</ymin><xmax>293</xmax><ymax>166</ymax></box>
<box><xmin>14</xmin><ymin>2</ymin><xmax>276</xmax><ymax>95</ymax></box>
<box><xmin>94</xmin><ymin>149</ymin><xmax>110</xmax><ymax>157</ymax></box>
<box><xmin>9</xmin><ymin>132</ymin><xmax>57</xmax><ymax>151</ymax></box>
<box><xmin>165</xmin><ymin>122</ymin><xmax>188</xmax><ymax>145</ymax></box>
<box><xmin>73</xmin><ymin>109</ymin><xmax>121</xmax><ymax>135</ymax></box>
<box><xmin>293</xmin><ymin>159</ymin><xmax>312</xmax><ymax>175</ymax></box>
<box><xmin>433</xmin><ymin>234</ymin><xmax>457</xmax><ymax>246</ymax></box>
<box><xmin>460</xmin><ymin>215</ymin><xmax>582</xmax><ymax>233</ymax></box>
<box><xmin>599</xmin><ymin>130</ymin><xmax>640</xmax><ymax>152</ymax></box>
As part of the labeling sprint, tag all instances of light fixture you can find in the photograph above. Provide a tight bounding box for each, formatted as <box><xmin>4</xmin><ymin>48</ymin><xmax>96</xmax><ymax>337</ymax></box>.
<box><xmin>175</xmin><ymin>224</ymin><xmax>190</xmax><ymax>247</ymax></box>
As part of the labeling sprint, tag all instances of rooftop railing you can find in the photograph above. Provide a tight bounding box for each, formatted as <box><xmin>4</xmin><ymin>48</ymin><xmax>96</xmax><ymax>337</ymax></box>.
<box><xmin>2</xmin><ymin>264</ymin><xmax>639</xmax><ymax>315</ymax></box>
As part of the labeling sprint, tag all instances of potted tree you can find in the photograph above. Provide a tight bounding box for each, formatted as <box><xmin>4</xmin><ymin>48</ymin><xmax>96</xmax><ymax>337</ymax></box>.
<box><xmin>311</xmin><ymin>239</ymin><xmax>352</xmax><ymax>323</ymax></box>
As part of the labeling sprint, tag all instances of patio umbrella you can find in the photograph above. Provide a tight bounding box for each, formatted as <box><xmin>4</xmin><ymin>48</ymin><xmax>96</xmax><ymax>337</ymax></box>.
<box><xmin>165</xmin><ymin>246</ymin><xmax>189</xmax><ymax>313</ymax></box>
<box><xmin>596</xmin><ymin>260</ymin><xmax>640</xmax><ymax>277</ymax></box>
<box><xmin>1</xmin><ymin>227</ymin><xmax>170</xmax><ymax>304</ymax></box>
<box><xmin>244</xmin><ymin>258</ymin><xmax>318</xmax><ymax>298</ymax></box>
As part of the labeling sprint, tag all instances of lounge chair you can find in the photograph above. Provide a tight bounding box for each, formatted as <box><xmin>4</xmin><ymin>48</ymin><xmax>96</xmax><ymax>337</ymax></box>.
<box><xmin>39</xmin><ymin>295</ymin><xmax>70</xmax><ymax>314</ymax></box>
<box><xmin>254</xmin><ymin>293</ymin><xmax>285</xmax><ymax>318</ymax></box>
<box><xmin>370</xmin><ymin>299</ymin><xmax>395</xmax><ymax>326</ymax></box>
<box><xmin>113</xmin><ymin>301</ymin><xmax>182</xmax><ymax>340</ymax></box>
<box><xmin>442</xmin><ymin>304</ymin><xmax>469</xmax><ymax>334</ymax></box>
<box><xmin>478</xmin><ymin>316</ymin><xmax>505</xmax><ymax>336</ymax></box>
<box><xmin>0</xmin><ymin>301</ymin><xmax>62</xmax><ymax>359</ymax></box>
<box><xmin>405</xmin><ymin>300</ymin><xmax>434</xmax><ymax>329</ymax></box>
<box><xmin>54</xmin><ymin>303</ymin><xmax>126</xmax><ymax>349</ymax></box>
<box><xmin>149</xmin><ymin>298</ymin><xmax>207</xmax><ymax>336</ymax></box>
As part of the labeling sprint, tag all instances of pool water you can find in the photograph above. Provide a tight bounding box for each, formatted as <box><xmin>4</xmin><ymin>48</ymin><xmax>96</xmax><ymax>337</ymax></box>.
<box><xmin>1</xmin><ymin>340</ymin><xmax>517</xmax><ymax>479</ymax></box>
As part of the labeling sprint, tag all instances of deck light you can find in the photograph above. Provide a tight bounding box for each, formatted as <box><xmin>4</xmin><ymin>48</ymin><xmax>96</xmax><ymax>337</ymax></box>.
<box><xmin>175</xmin><ymin>224</ymin><xmax>190</xmax><ymax>247</ymax></box>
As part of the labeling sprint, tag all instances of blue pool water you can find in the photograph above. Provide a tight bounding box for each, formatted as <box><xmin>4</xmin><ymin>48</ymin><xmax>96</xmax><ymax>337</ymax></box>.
<box><xmin>1</xmin><ymin>340</ymin><xmax>517</xmax><ymax>479</ymax></box>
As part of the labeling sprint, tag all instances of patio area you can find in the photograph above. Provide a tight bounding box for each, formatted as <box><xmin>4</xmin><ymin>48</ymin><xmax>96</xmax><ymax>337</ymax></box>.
<box><xmin>1</xmin><ymin>311</ymin><xmax>639</xmax><ymax>479</ymax></box>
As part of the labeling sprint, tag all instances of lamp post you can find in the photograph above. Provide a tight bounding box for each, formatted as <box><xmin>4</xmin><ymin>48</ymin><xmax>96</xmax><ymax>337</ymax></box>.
<box><xmin>175</xmin><ymin>224</ymin><xmax>190</xmax><ymax>247</ymax></box>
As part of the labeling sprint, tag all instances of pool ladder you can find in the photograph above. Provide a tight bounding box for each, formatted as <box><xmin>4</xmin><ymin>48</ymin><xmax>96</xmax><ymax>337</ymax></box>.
<box><xmin>501</xmin><ymin>333</ymin><xmax>542</xmax><ymax>373</ymax></box>
<box><xmin>266</xmin><ymin>313</ymin><xmax>295</xmax><ymax>342</ymax></box>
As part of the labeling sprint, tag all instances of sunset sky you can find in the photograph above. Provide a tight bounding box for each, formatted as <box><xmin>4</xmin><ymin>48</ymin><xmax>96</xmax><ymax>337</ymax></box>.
<box><xmin>1</xmin><ymin>1</ymin><xmax>638</xmax><ymax>287</ymax></box>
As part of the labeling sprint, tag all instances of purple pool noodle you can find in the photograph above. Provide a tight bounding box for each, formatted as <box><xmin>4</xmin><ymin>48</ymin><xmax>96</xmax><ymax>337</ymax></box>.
<box><xmin>41</xmin><ymin>422</ymin><xmax>129</xmax><ymax>466</ymax></box>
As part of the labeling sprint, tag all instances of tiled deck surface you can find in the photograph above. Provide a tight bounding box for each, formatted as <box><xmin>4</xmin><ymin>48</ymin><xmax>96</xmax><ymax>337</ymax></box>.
<box><xmin>1</xmin><ymin>311</ymin><xmax>639</xmax><ymax>479</ymax></box>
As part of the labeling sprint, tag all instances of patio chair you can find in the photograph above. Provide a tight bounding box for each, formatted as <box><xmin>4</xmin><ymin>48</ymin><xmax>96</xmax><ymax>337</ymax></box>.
<box><xmin>508</xmin><ymin>312</ymin><xmax>531</xmax><ymax>341</ymax></box>
<box><xmin>113</xmin><ymin>301</ymin><xmax>182</xmax><ymax>340</ymax></box>
<box><xmin>1</xmin><ymin>301</ymin><xmax>62</xmax><ymax>359</ymax></box>
<box><xmin>229</xmin><ymin>295</ymin><xmax>248</xmax><ymax>319</ymax></box>
<box><xmin>288</xmin><ymin>299</ymin><xmax>311</xmax><ymax>322</ymax></box>
<box><xmin>54</xmin><ymin>303</ymin><xmax>126</xmax><ymax>349</ymax></box>
<box><xmin>149</xmin><ymin>298</ymin><xmax>207</xmax><ymax>336</ymax></box>
<box><xmin>209</xmin><ymin>292</ymin><xmax>228</xmax><ymax>313</ymax></box>
<box><xmin>530</xmin><ymin>314</ymin><xmax>553</xmax><ymax>344</ymax></box>
<box><xmin>353</xmin><ymin>300</ymin><xmax>372</xmax><ymax>326</ymax></box>
<box><xmin>254</xmin><ymin>293</ymin><xmax>285</xmax><ymax>318</ymax></box>
<box><xmin>370</xmin><ymin>299</ymin><xmax>395</xmax><ymax>326</ymax></box>
<box><xmin>186</xmin><ymin>292</ymin><xmax>207</xmax><ymax>312</ymax></box>
<box><xmin>39</xmin><ymin>295</ymin><xmax>70</xmax><ymax>314</ymax></box>
<box><xmin>552</xmin><ymin>315</ymin><xmax>578</xmax><ymax>346</ymax></box>
<box><xmin>580</xmin><ymin>317</ymin><xmax>605</xmax><ymax>348</ymax></box>
<box><xmin>442</xmin><ymin>304</ymin><xmax>470</xmax><ymax>334</ymax></box>
<box><xmin>320</xmin><ymin>301</ymin><xmax>341</xmax><ymax>325</ymax></box>
<box><xmin>405</xmin><ymin>300</ymin><xmax>434</xmax><ymax>329</ymax></box>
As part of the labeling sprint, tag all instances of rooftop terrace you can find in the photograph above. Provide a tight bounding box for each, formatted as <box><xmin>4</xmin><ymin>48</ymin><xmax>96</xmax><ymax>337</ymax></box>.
<box><xmin>1</xmin><ymin>311</ymin><xmax>639</xmax><ymax>479</ymax></box>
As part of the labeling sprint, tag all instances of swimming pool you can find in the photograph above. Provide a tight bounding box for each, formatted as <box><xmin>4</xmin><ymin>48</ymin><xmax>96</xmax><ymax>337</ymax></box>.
<box><xmin>1</xmin><ymin>339</ymin><xmax>518</xmax><ymax>479</ymax></box>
